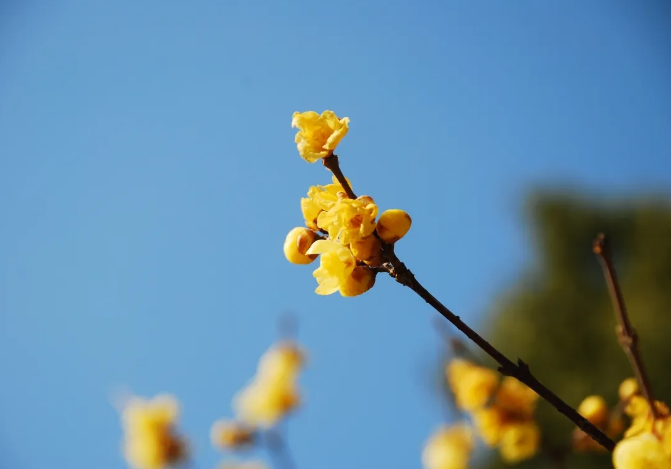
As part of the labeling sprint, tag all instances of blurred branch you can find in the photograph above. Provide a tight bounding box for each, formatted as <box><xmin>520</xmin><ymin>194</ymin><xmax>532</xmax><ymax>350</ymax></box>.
<box><xmin>322</xmin><ymin>154</ymin><xmax>616</xmax><ymax>452</ymax></box>
<box><xmin>593</xmin><ymin>233</ymin><xmax>659</xmax><ymax>419</ymax></box>
<box><xmin>264</xmin><ymin>428</ymin><xmax>298</xmax><ymax>469</ymax></box>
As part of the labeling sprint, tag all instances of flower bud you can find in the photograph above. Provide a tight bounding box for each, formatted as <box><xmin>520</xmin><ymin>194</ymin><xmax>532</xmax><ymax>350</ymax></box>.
<box><xmin>619</xmin><ymin>377</ymin><xmax>639</xmax><ymax>402</ymax></box>
<box><xmin>578</xmin><ymin>395</ymin><xmax>609</xmax><ymax>427</ymax></box>
<box><xmin>283</xmin><ymin>228</ymin><xmax>318</xmax><ymax>265</ymax></box>
<box><xmin>350</xmin><ymin>235</ymin><xmax>382</xmax><ymax>266</ymax></box>
<box><xmin>339</xmin><ymin>266</ymin><xmax>376</xmax><ymax>297</ymax></box>
<box><xmin>210</xmin><ymin>420</ymin><xmax>255</xmax><ymax>450</ymax></box>
<box><xmin>376</xmin><ymin>209</ymin><xmax>412</xmax><ymax>243</ymax></box>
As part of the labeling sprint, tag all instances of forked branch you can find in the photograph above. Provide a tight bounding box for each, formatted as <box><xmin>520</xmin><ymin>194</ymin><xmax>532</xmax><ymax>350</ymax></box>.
<box><xmin>322</xmin><ymin>154</ymin><xmax>616</xmax><ymax>452</ymax></box>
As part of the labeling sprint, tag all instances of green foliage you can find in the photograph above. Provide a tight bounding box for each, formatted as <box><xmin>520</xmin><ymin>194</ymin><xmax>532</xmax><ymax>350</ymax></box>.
<box><xmin>481</xmin><ymin>190</ymin><xmax>671</xmax><ymax>468</ymax></box>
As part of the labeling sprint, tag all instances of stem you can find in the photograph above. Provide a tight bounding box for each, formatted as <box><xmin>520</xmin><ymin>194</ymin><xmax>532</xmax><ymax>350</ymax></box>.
<box><xmin>322</xmin><ymin>155</ymin><xmax>357</xmax><ymax>199</ymax></box>
<box><xmin>265</xmin><ymin>428</ymin><xmax>298</xmax><ymax>469</ymax></box>
<box><xmin>593</xmin><ymin>233</ymin><xmax>659</xmax><ymax>419</ymax></box>
<box><xmin>320</xmin><ymin>154</ymin><xmax>616</xmax><ymax>452</ymax></box>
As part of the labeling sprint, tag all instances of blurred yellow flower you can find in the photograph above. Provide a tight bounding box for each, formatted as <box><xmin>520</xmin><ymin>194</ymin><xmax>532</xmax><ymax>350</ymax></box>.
<box><xmin>306</xmin><ymin>239</ymin><xmax>357</xmax><ymax>295</ymax></box>
<box><xmin>121</xmin><ymin>394</ymin><xmax>187</xmax><ymax>469</ymax></box>
<box><xmin>292</xmin><ymin>110</ymin><xmax>349</xmax><ymax>163</ymax></box>
<box><xmin>447</xmin><ymin>359</ymin><xmax>498</xmax><ymax>412</ymax></box>
<box><xmin>210</xmin><ymin>420</ymin><xmax>255</xmax><ymax>450</ymax></box>
<box><xmin>619</xmin><ymin>377</ymin><xmax>639</xmax><ymax>402</ymax></box>
<box><xmin>257</xmin><ymin>342</ymin><xmax>305</xmax><ymax>385</ymax></box>
<box><xmin>317</xmin><ymin>196</ymin><xmax>378</xmax><ymax>246</ymax></box>
<box><xmin>498</xmin><ymin>422</ymin><xmax>541</xmax><ymax>463</ymax></box>
<box><xmin>495</xmin><ymin>377</ymin><xmax>538</xmax><ymax>418</ymax></box>
<box><xmin>422</xmin><ymin>424</ymin><xmax>473</xmax><ymax>469</ymax></box>
<box><xmin>377</xmin><ymin>209</ymin><xmax>412</xmax><ymax>243</ymax></box>
<box><xmin>613</xmin><ymin>433</ymin><xmax>671</xmax><ymax>469</ymax></box>
<box><xmin>577</xmin><ymin>395</ymin><xmax>609</xmax><ymax>428</ymax></box>
<box><xmin>233</xmin><ymin>341</ymin><xmax>305</xmax><ymax>429</ymax></box>
<box><xmin>473</xmin><ymin>407</ymin><xmax>506</xmax><ymax>447</ymax></box>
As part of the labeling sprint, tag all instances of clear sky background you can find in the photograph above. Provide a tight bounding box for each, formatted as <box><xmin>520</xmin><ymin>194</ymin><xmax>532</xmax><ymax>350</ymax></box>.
<box><xmin>1</xmin><ymin>1</ymin><xmax>670</xmax><ymax>469</ymax></box>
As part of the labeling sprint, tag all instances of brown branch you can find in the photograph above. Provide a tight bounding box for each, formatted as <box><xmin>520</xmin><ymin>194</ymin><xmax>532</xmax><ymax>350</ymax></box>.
<box><xmin>593</xmin><ymin>233</ymin><xmax>659</xmax><ymax>419</ymax></box>
<box><xmin>320</xmin><ymin>154</ymin><xmax>616</xmax><ymax>452</ymax></box>
<box><xmin>322</xmin><ymin>154</ymin><xmax>356</xmax><ymax>199</ymax></box>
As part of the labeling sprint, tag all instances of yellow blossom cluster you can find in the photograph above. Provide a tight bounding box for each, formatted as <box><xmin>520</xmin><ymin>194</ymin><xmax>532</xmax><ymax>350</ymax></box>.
<box><xmin>208</xmin><ymin>341</ymin><xmax>305</xmax><ymax>468</ymax></box>
<box><xmin>447</xmin><ymin>359</ymin><xmax>541</xmax><ymax>463</ymax></box>
<box><xmin>612</xmin><ymin>377</ymin><xmax>671</xmax><ymax>469</ymax></box>
<box><xmin>422</xmin><ymin>424</ymin><xmax>474</xmax><ymax>469</ymax></box>
<box><xmin>286</xmin><ymin>111</ymin><xmax>413</xmax><ymax>296</ymax></box>
<box><xmin>120</xmin><ymin>394</ymin><xmax>187</xmax><ymax>469</ymax></box>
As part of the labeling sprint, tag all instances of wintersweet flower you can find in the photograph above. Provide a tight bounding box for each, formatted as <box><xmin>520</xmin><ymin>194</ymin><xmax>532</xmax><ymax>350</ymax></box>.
<box><xmin>613</xmin><ymin>432</ymin><xmax>671</xmax><ymax>469</ymax></box>
<box><xmin>306</xmin><ymin>239</ymin><xmax>357</xmax><ymax>295</ymax></box>
<box><xmin>447</xmin><ymin>359</ymin><xmax>499</xmax><ymax>411</ymax></box>
<box><xmin>231</xmin><ymin>341</ymin><xmax>305</xmax><ymax>429</ymax></box>
<box><xmin>257</xmin><ymin>342</ymin><xmax>305</xmax><ymax>385</ymax></box>
<box><xmin>339</xmin><ymin>265</ymin><xmax>376</xmax><ymax>297</ymax></box>
<box><xmin>317</xmin><ymin>196</ymin><xmax>378</xmax><ymax>246</ymax></box>
<box><xmin>121</xmin><ymin>394</ymin><xmax>187</xmax><ymax>469</ymax></box>
<box><xmin>283</xmin><ymin>227</ymin><xmax>319</xmax><ymax>265</ymax></box>
<box><xmin>234</xmin><ymin>380</ymin><xmax>299</xmax><ymax>428</ymax></box>
<box><xmin>292</xmin><ymin>110</ymin><xmax>350</xmax><ymax>163</ymax></box>
<box><xmin>619</xmin><ymin>377</ymin><xmax>640</xmax><ymax>402</ymax></box>
<box><xmin>301</xmin><ymin>177</ymin><xmax>349</xmax><ymax>230</ymax></box>
<box><xmin>577</xmin><ymin>395</ymin><xmax>609</xmax><ymax>428</ymax></box>
<box><xmin>473</xmin><ymin>406</ymin><xmax>506</xmax><ymax>446</ymax></box>
<box><xmin>377</xmin><ymin>209</ymin><xmax>412</xmax><ymax>243</ymax></box>
<box><xmin>350</xmin><ymin>235</ymin><xmax>382</xmax><ymax>266</ymax></box>
<box><xmin>495</xmin><ymin>377</ymin><xmax>538</xmax><ymax>417</ymax></box>
<box><xmin>422</xmin><ymin>424</ymin><xmax>474</xmax><ymax>469</ymax></box>
<box><xmin>210</xmin><ymin>420</ymin><xmax>255</xmax><ymax>450</ymax></box>
<box><xmin>573</xmin><ymin>395</ymin><xmax>624</xmax><ymax>452</ymax></box>
<box><xmin>498</xmin><ymin>422</ymin><xmax>541</xmax><ymax>463</ymax></box>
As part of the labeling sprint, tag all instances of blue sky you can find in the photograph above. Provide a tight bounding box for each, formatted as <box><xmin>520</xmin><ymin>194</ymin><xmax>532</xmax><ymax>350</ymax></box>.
<box><xmin>1</xmin><ymin>1</ymin><xmax>670</xmax><ymax>468</ymax></box>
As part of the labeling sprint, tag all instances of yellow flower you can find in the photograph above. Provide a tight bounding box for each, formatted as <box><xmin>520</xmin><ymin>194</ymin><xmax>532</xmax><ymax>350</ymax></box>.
<box><xmin>498</xmin><ymin>422</ymin><xmax>541</xmax><ymax>463</ymax></box>
<box><xmin>613</xmin><ymin>433</ymin><xmax>671</xmax><ymax>469</ymax></box>
<box><xmin>625</xmin><ymin>396</ymin><xmax>671</xmax><ymax>438</ymax></box>
<box><xmin>422</xmin><ymin>424</ymin><xmax>473</xmax><ymax>469</ymax></box>
<box><xmin>121</xmin><ymin>395</ymin><xmax>187</xmax><ymax>469</ymax></box>
<box><xmin>447</xmin><ymin>359</ymin><xmax>499</xmax><ymax>412</ymax></box>
<box><xmin>495</xmin><ymin>377</ymin><xmax>538</xmax><ymax>418</ymax></box>
<box><xmin>292</xmin><ymin>110</ymin><xmax>350</xmax><ymax>163</ymax></box>
<box><xmin>306</xmin><ymin>240</ymin><xmax>357</xmax><ymax>295</ymax></box>
<box><xmin>317</xmin><ymin>196</ymin><xmax>378</xmax><ymax>246</ymax></box>
<box><xmin>210</xmin><ymin>420</ymin><xmax>255</xmax><ymax>450</ymax></box>
<box><xmin>578</xmin><ymin>395</ymin><xmax>609</xmax><ymax>428</ymax></box>
<box><xmin>377</xmin><ymin>209</ymin><xmax>412</xmax><ymax>243</ymax></box>
<box><xmin>257</xmin><ymin>342</ymin><xmax>305</xmax><ymax>385</ymax></box>
<box><xmin>233</xmin><ymin>379</ymin><xmax>300</xmax><ymax>429</ymax></box>
<box><xmin>619</xmin><ymin>377</ymin><xmax>640</xmax><ymax>402</ymax></box>
<box><xmin>339</xmin><ymin>266</ymin><xmax>376</xmax><ymax>297</ymax></box>
<box><xmin>473</xmin><ymin>407</ymin><xmax>506</xmax><ymax>446</ymax></box>
<box><xmin>350</xmin><ymin>235</ymin><xmax>382</xmax><ymax>266</ymax></box>
<box><xmin>232</xmin><ymin>341</ymin><xmax>306</xmax><ymax>429</ymax></box>
<box><xmin>283</xmin><ymin>227</ymin><xmax>319</xmax><ymax>265</ymax></box>
<box><xmin>301</xmin><ymin>177</ymin><xmax>349</xmax><ymax>230</ymax></box>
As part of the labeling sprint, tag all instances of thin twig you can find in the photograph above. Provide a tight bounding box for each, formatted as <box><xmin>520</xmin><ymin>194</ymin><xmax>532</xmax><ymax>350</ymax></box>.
<box><xmin>593</xmin><ymin>233</ymin><xmax>659</xmax><ymax>419</ymax></box>
<box><xmin>264</xmin><ymin>428</ymin><xmax>298</xmax><ymax>469</ymax></box>
<box><xmin>320</xmin><ymin>154</ymin><xmax>616</xmax><ymax>452</ymax></box>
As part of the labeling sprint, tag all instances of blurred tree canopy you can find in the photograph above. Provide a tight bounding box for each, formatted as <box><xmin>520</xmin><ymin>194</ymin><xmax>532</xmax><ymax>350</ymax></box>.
<box><xmin>476</xmin><ymin>190</ymin><xmax>671</xmax><ymax>468</ymax></box>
